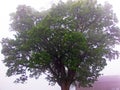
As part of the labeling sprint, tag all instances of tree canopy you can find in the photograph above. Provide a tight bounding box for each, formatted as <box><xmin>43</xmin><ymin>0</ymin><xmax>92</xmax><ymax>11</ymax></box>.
<box><xmin>1</xmin><ymin>0</ymin><xmax>120</xmax><ymax>90</ymax></box>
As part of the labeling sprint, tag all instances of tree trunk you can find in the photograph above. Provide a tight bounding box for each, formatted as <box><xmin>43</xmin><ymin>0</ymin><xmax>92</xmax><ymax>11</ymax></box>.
<box><xmin>61</xmin><ymin>82</ymin><xmax>70</xmax><ymax>90</ymax></box>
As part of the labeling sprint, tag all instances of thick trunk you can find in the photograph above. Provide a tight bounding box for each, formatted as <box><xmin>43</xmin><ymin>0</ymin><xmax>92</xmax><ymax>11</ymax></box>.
<box><xmin>61</xmin><ymin>83</ymin><xmax>70</xmax><ymax>90</ymax></box>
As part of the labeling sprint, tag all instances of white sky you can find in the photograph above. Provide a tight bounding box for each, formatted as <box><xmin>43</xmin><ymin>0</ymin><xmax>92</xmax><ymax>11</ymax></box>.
<box><xmin>0</xmin><ymin>0</ymin><xmax>120</xmax><ymax>90</ymax></box>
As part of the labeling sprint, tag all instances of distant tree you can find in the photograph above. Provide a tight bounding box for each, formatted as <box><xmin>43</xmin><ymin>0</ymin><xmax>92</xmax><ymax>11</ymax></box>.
<box><xmin>1</xmin><ymin>0</ymin><xmax>120</xmax><ymax>90</ymax></box>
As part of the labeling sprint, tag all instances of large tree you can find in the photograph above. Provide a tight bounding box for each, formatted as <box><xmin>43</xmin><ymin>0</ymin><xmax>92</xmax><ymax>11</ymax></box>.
<box><xmin>1</xmin><ymin>0</ymin><xmax>120</xmax><ymax>90</ymax></box>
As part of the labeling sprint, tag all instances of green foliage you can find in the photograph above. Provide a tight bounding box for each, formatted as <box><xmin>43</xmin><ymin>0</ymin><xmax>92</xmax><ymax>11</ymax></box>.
<box><xmin>1</xmin><ymin>0</ymin><xmax>120</xmax><ymax>89</ymax></box>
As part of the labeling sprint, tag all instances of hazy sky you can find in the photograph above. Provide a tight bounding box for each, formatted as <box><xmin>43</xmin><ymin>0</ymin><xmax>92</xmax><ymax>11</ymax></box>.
<box><xmin>0</xmin><ymin>0</ymin><xmax>120</xmax><ymax>90</ymax></box>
